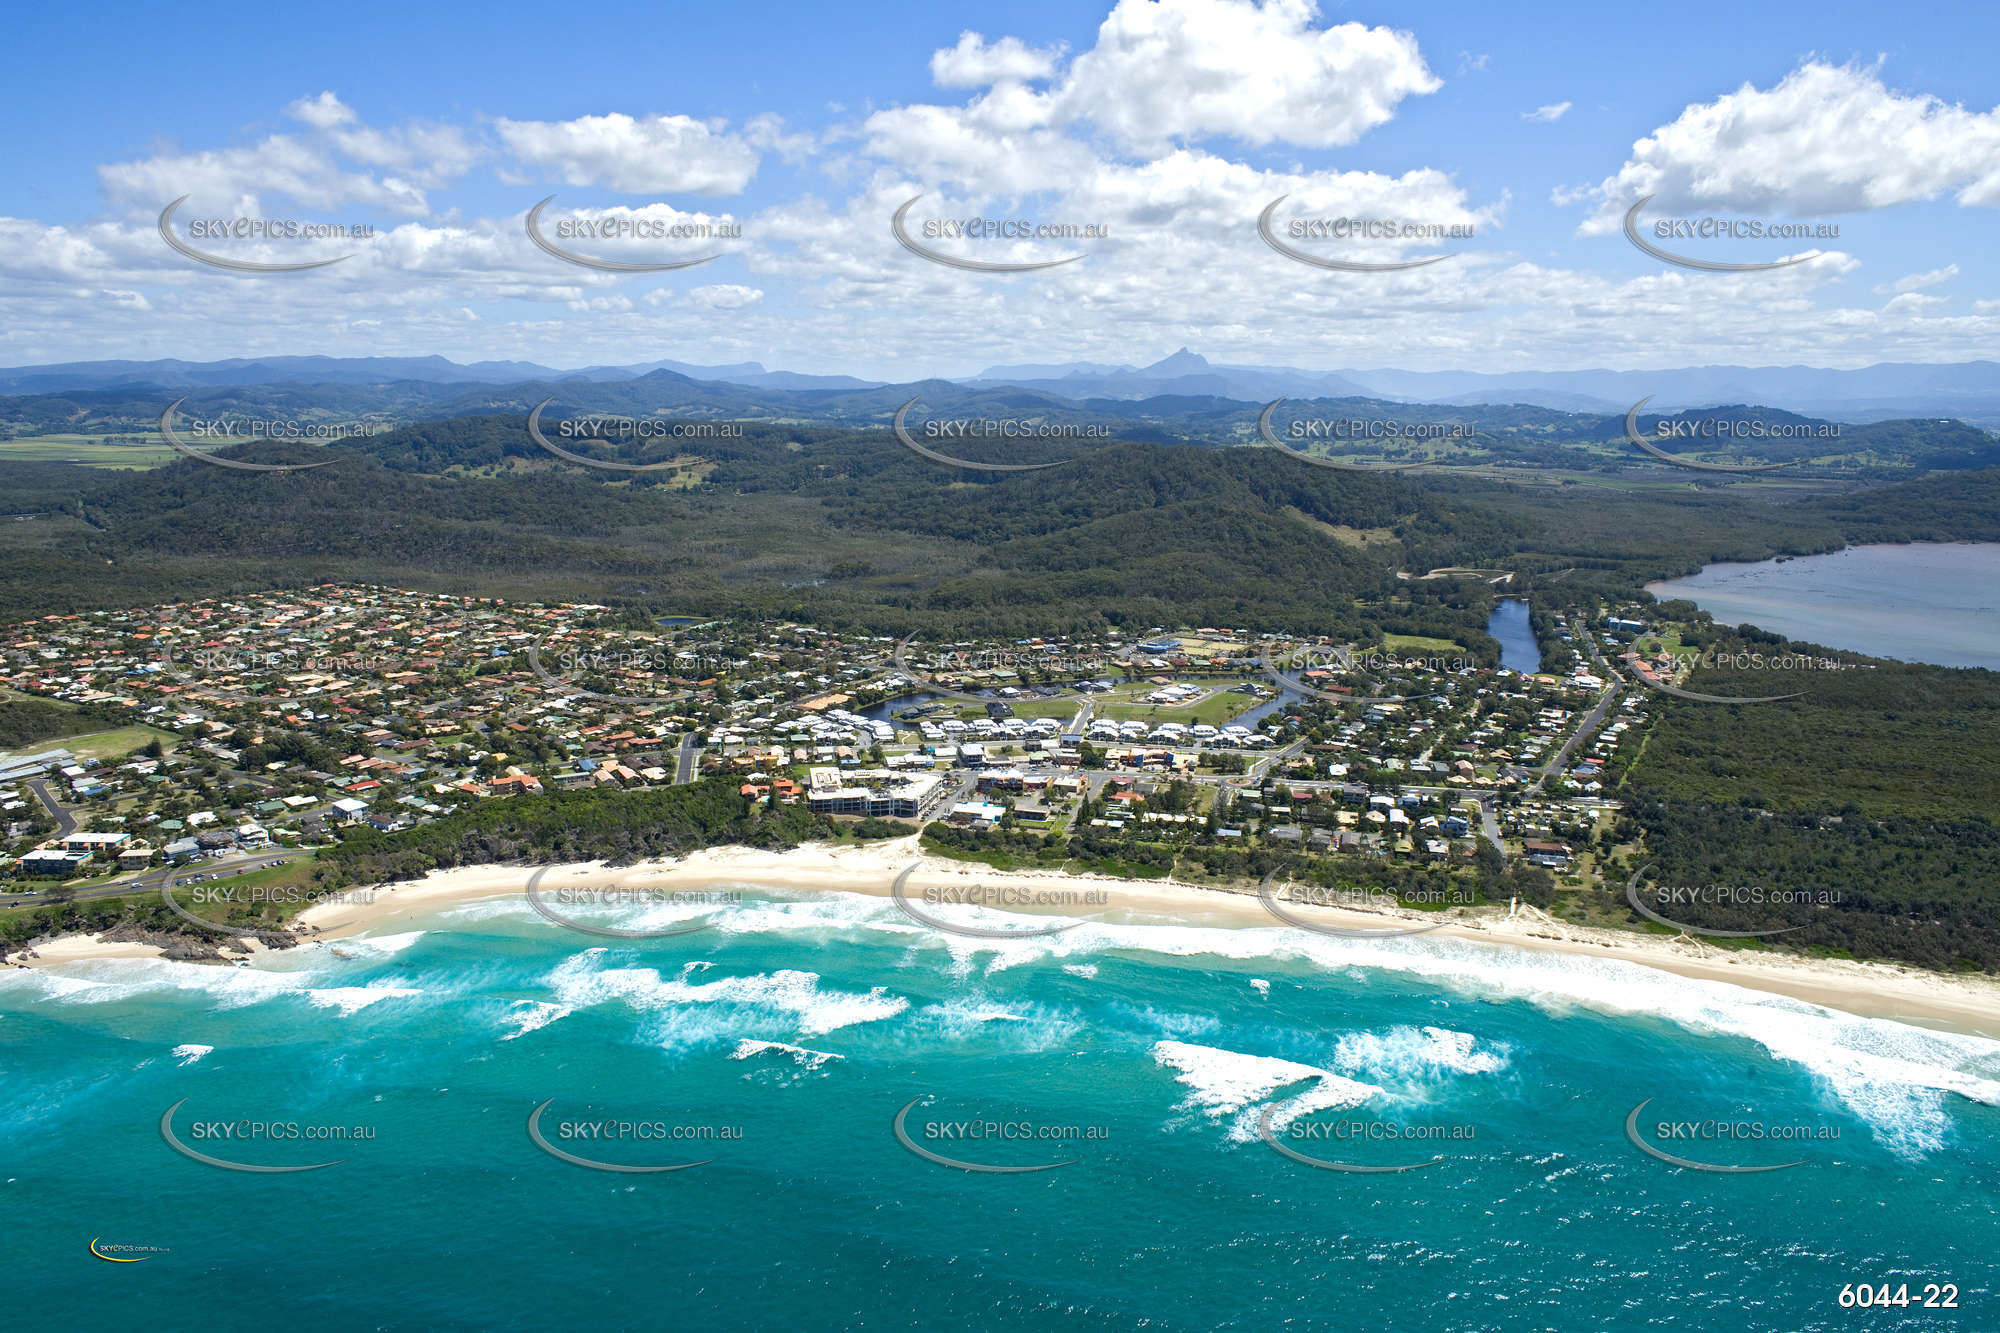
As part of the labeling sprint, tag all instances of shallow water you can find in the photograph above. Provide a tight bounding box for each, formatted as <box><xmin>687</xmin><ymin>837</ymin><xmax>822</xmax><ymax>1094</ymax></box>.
<box><xmin>1646</xmin><ymin>543</ymin><xmax>2000</xmax><ymax>670</ymax></box>
<box><xmin>11</xmin><ymin>888</ymin><xmax>1998</xmax><ymax>1331</ymax></box>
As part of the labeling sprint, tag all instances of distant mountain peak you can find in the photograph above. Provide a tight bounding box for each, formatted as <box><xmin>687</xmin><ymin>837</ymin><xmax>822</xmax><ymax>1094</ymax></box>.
<box><xmin>1138</xmin><ymin>348</ymin><xmax>1211</xmax><ymax>377</ymax></box>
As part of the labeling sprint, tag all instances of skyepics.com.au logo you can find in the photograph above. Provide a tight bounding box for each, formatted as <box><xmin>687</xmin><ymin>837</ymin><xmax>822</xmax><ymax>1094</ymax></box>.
<box><xmin>159</xmin><ymin>883</ymin><xmax>378</xmax><ymax>942</ymax></box>
<box><xmin>158</xmin><ymin>196</ymin><xmax>372</xmax><ymax>273</ymax></box>
<box><xmin>891</xmin><ymin>194</ymin><xmax>1104</xmax><ymax>273</ymax></box>
<box><xmin>889</xmin><ymin>638</ymin><xmax>1103</xmax><ymax>700</ymax></box>
<box><xmin>523</xmin><ymin>868</ymin><xmax>742</xmax><ymax>940</ymax></box>
<box><xmin>892</xmin><ymin>1094</ymin><xmax>1105</xmax><ymax>1173</ymax></box>
<box><xmin>890</xmin><ymin>399</ymin><xmax>1083</xmax><ymax>472</ymax></box>
<box><xmin>1257</xmin><ymin>872</ymin><xmax>1453</xmax><ymax>940</ymax></box>
<box><xmin>525</xmin><ymin>633</ymin><xmax>693</xmax><ymax>706</ymax></box>
<box><xmin>147</xmin><ymin>624</ymin><xmax>402</xmax><ymax>705</ymax></box>
<box><xmin>1622</xmin><ymin>196</ymin><xmax>1836</xmax><ymax>273</ymax></box>
<box><xmin>1257</xmin><ymin>196</ymin><xmax>1469</xmax><ymax>273</ymax></box>
<box><xmin>1256</xmin><ymin>400</ymin><xmax>1432</xmax><ymax>473</ymax></box>
<box><xmin>1623</xmin><ymin>1096</ymin><xmax>1835</xmax><ymax>1173</ymax></box>
<box><xmin>525</xmin><ymin>196</ymin><xmax>742</xmax><ymax>273</ymax></box>
<box><xmin>159</xmin><ymin>1099</ymin><xmax>374</xmax><ymax>1173</ymax></box>
<box><xmin>1351</xmin><ymin>649</ymin><xmax>1483</xmax><ymax>676</ymax></box>
<box><xmin>1622</xmin><ymin>397</ymin><xmax>1828</xmax><ymax>474</ymax></box>
<box><xmin>525</xmin><ymin>399</ymin><xmax>713</xmax><ymax>473</ymax></box>
<box><xmin>890</xmin><ymin>864</ymin><xmax>1102</xmax><ymax>939</ymax></box>
<box><xmin>1259</xmin><ymin>640</ymin><xmax>1406</xmax><ymax>705</ymax></box>
<box><xmin>1623</xmin><ymin>864</ymin><xmax>1836</xmax><ymax>939</ymax></box>
<box><xmin>91</xmin><ymin>1238</ymin><xmax>170</xmax><ymax>1264</ymax></box>
<box><xmin>1620</xmin><ymin>643</ymin><xmax>1847</xmax><ymax>705</ymax></box>
<box><xmin>158</xmin><ymin>399</ymin><xmax>347</xmax><ymax>474</ymax></box>
<box><xmin>527</xmin><ymin>1098</ymin><xmax>738</xmax><ymax>1173</ymax></box>
<box><xmin>553</xmin><ymin>415</ymin><xmax>742</xmax><ymax>442</ymax></box>
<box><xmin>1256</xmin><ymin>1101</ymin><xmax>1470</xmax><ymax>1174</ymax></box>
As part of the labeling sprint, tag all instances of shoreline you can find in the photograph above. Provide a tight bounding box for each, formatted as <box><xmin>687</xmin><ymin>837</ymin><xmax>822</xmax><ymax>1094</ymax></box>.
<box><xmin>14</xmin><ymin>837</ymin><xmax>2000</xmax><ymax>1035</ymax></box>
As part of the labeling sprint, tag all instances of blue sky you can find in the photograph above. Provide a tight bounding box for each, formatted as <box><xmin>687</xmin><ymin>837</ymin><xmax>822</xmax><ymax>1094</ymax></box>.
<box><xmin>5</xmin><ymin>0</ymin><xmax>2000</xmax><ymax>376</ymax></box>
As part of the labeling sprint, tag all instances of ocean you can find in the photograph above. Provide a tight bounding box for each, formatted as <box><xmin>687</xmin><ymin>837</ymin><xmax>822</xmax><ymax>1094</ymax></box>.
<box><xmin>9</xmin><ymin>888</ymin><xmax>1998</xmax><ymax>1331</ymax></box>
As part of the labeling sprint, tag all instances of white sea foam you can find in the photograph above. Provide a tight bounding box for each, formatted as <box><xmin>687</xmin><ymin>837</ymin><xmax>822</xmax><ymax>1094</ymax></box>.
<box><xmin>1333</xmin><ymin>1025</ymin><xmax>1509</xmax><ymax>1083</ymax></box>
<box><xmin>333</xmin><ymin>930</ymin><xmax>427</xmax><ymax>957</ymax></box>
<box><xmin>544</xmin><ymin>953</ymin><xmax>908</xmax><ymax>1038</ymax></box>
<box><xmin>498</xmin><ymin>999</ymin><xmax>571</xmax><ymax>1040</ymax></box>
<box><xmin>745</xmin><ymin>902</ymin><xmax>2000</xmax><ymax>1154</ymax></box>
<box><xmin>303</xmin><ymin>985</ymin><xmax>422</xmax><ymax>1016</ymax></box>
<box><xmin>1249</xmin><ymin>978</ymin><xmax>1271</xmax><ymax>996</ymax></box>
<box><xmin>171</xmin><ymin>1043</ymin><xmax>212</xmax><ymax>1065</ymax></box>
<box><xmin>731</xmin><ymin>1038</ymin><xmax>843</xmax><ymax>1070</ymax></box>
<box><xmin>914</xmin><ymin>994</ymin><xmax>1081</xmax><ymax>1051</ymax></box>
<box><xmin>1152</xmin><ymin>1039</ymin><xmax>1381</xmax><ymax>1142</ymax></box>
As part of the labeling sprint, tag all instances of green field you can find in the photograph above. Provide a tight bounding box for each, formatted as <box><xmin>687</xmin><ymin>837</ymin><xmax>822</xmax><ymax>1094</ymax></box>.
<box><xmin>58</xmin><ymin>725</ymin><xmax>180</xmax><ymax>760</ymax></box>
<box><xmin>0</xmin><ymin>434</ymin><xmax>179</xmax><ymax>468</ymax></box>
<box><xmin>1382</xmin><ymin>633</ymin><xmax>1467</xmax><ymax>654</ymax></box>
<box><xmin>1098</xmin><ymin>686</ymin><xmax>1264</xmax><ymax>726</ymax></box>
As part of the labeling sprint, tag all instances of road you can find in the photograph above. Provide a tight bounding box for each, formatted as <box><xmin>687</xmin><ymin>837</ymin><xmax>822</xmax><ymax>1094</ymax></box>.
<box><xmin>23</xmin><ymin>778</ymin><xmax>77</xmax><ymax>838</ymax></box>
<box><xmin>1529</xmin><ymin>629</ymin><xmax>1623</xmax><ymax>796</ymax></box>
<box><xmin>0</xmin><ymin>849</ymin><xmax>295</xmax><ymax>910</ymax></box>
<box><xmin>674</xmin><ymin>732</ymin><xmax>701</xmax><ymax>784</ymax></box>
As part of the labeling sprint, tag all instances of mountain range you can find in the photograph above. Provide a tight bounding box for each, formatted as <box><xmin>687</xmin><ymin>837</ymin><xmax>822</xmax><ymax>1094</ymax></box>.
<box><xmin>4</xmin><ymin>351</ymin><xmax>2000</xmax><ymax>425</ymax></box>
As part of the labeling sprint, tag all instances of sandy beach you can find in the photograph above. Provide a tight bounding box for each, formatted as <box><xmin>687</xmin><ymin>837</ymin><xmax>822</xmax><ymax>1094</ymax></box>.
<box><xmin>11</xmin><ymin>837</ymin><xmax>1997</xmax><ymax>1034</ymax></box>
<box><xmin>270</xmin><ymin>836</ymin><xmax>2000</xmax><ymax>1035</ymax></box>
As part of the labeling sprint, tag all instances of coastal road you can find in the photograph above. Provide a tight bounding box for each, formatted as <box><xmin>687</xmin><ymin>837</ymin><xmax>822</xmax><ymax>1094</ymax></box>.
<box><xmin>0</xmin><ymin>850</ymin><xmax>294</xmax><ymax>910</ymax></box>
<box><xmin>674</xmin><ymin>733</ymin><xmax>701</xmax><ymax>784</ymax></box>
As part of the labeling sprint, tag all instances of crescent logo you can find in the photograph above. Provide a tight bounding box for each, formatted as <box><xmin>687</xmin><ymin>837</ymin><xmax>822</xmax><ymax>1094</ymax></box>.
<box><xmin>524</xmin><ymin>195</ymin><xmax>721</xmax><ymax>273</ymax></box>
<box><xmin>1622</xmin><ymin>196</ymin><xmax>1823</xmax><ymax>274</ymax></box>
<box><xmin>889</xmin><ymin>863</ymin><xmax>1080</xmax><ymax>940</ymax></box>
<box><xmin>1620</xmin><ymin>643</ymin><xmax>1804</xmax><ymax>705</ymax></box>
<box><xmin>890</xmin><ymin>636</ymin><xmax>1003</xmax><ymax>703</ymax></box>
<box><xmin>158</xmin><ymin>196</ymin><xmax>354</xmax><ymax>273</ymax></box>
<box><xmin>890</xmin><ymin>398</ymin><xmax>1072</xmax><ymax>472</ymax></box>
<box><xmin>1256</xmin><ymin>197</ymin><xmax>1452</xmax><ymax>273</ymax></box>
<box><xmin>526</xmin><ymin>398</ymin><xmax>706</xmax><ymax>473</ymax></box>
<box><xmin>526</xmin><ymin>1099</ymin><xmax>711</xmax><ymax>1173</ymax></box>
<box><xmin>1256</xmin><ymin>399</ymin><xmax>1429</xmax><ymax>472</ymax></box>
<box><xmin>157</xmin><ymin>879</ymin><xmax>297</xmax><ymax>942</ymax></box>
<box><xmin>891</xmin><ymin>194</ymin><xmax>1083</xmax><ymax>273</ymax></box>
<box><xmin>159</xmin><ymin>1099</ymin><xmax>345</xmax><ymax>1173</ymax></box>
<box><xmin>1623</xmin><ymin>1099</ymin><xmax>1809</xmax><ymax>1173</ymax></box>
<box><xmin>91</xmin><ymin>1238</ymin><xmax>162</xmax><ymax>1263</ymax></box>
<box><xmin>1256</xmin><ymin>871</ymin><xmax>1447</xmax><ymax>939</ymax></box>
<box><xmin>159</xmin><ymin>399</ymin><xmax>341</xmax><ymax>473</ymax></box>
<box><xmin>1622</xmin><ymin>864</ymin><xmax>1807</xmax><ymax>939</ymax></box>
<box><xmin>891</xmin><ymin>1097</ymin><xmax>1078</xmax><ymax>1173</ymax></box>
<box><xmin>521</xmin><ymin>867</ymin><xmax>721</xmax><ymax>940</ymax></box>
<box><xmin>1622</xmin><ymin>397</ymin><xmax>1800</xmax><ymax>474</ymax></box>
<box><xmin>1258</xmin><ymin>645</ymin><xmax>1405</xmax><ymax>706</ymax></box>
<box><xmin>523</xmin><ymin>633</ymin><xmax>691</xmax><ymax>707</ymax></box>
<box><xmin>1255</xmin><ymin>1102</ymin><xmax>1442</xmax><ymax>1173</ymax></box>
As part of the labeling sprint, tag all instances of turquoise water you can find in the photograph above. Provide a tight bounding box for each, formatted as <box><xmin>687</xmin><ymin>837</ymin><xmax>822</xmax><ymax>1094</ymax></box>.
<box><xmin>1488</xmin><ymin>598</ymin><xmax>1542</xmax><ymax>674</ymax></box>
<box><xmin>1646</xmin><ymin>543</ymin><xmax>2000</xmax><ymax>670</ymax></box>
<box><xmin>9</xmin><ymin>888</ymin><xmax>1999</xmax><ymax>1331</ymax></box>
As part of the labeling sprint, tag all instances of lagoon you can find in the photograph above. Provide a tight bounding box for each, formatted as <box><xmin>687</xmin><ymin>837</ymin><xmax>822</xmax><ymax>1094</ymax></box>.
<box><xmin>1487</xmin><ymin>598</ymin><xmax>1542</xmax><ymax>674</ymax></box>
<box><xmin>1646</xmin><ymin>543</ymin><xmax>2000</xmax><ymax>670</ymax></box>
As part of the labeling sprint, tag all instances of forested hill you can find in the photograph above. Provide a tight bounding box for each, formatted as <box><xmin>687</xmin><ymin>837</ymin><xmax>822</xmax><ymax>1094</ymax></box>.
<box><xmin>1799</xmin><ymin>467</ymin><xmax>2000</xmax><ymax>542</ymax></box>
<box><xmin>0</xmin><ymin>418</ymin><xmax>1513</xmax><ymax>645</ymax></box>
<box><xmin>4</xmin><ymin>413</ymin><xmax>1997</xmax><ymax>644</ymax></box>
